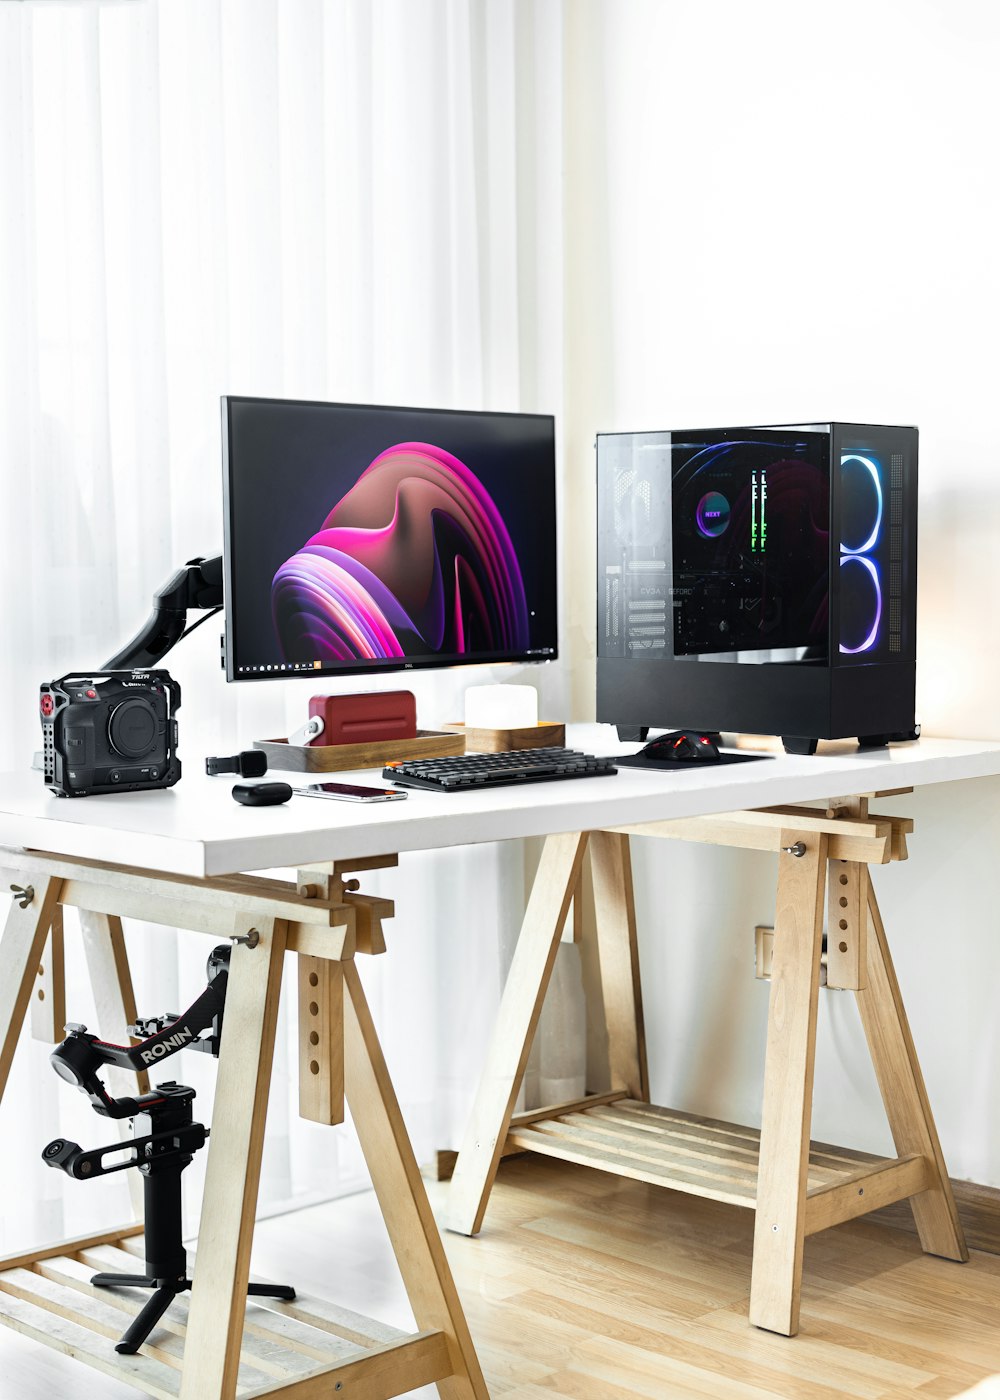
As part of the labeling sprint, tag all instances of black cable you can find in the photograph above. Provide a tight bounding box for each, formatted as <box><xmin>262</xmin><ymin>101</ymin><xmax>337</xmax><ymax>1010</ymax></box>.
<box><xmin>177</xmin><ymin>605</ymin><xmax>222</xmax><ymax>644</ymax></box>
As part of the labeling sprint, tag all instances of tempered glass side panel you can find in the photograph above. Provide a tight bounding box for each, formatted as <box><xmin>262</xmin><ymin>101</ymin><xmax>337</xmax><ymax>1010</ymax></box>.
<box><xmin>670</xmin><ymin>429</ymin><xmax>830</xmax><ymax>664</ymax></box>
<box><xmin>597</xmin><ymin>427</ymin><xmax>831</xmax><ymax>668</ymax></box>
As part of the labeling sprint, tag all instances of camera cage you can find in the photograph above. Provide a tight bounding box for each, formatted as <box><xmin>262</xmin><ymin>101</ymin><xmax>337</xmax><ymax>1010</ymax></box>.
<box><xmin>41</xmin><ymin>669</ymin><xmax>181</xmax><ymax>798</ymax></box>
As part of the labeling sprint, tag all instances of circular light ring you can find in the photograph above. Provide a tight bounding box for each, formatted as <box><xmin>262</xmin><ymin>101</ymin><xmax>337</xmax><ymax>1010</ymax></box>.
<box><xmin>695</xmin><ymin>491</ymin><xmax>731</xmax><ymax>539</ymax></box>
<box><xmin>839</xmin><ymin>454</ymin><xmax>883</xmax><ymax>555</ymax></box>
<box><xmin>838</xmin><ymin>554</ymin><xmax>882</xmax><ymax>654</ymax></box>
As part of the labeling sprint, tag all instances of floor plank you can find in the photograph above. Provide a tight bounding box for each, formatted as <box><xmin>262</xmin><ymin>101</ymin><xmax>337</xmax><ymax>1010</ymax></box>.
<box><xmin>0</xmin><ymin>1156</ymin><xmax>997</xmax><ymax>1398</ymax></box>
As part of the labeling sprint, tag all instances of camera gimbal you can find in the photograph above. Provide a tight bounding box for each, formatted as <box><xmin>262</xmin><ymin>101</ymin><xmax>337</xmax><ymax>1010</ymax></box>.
<box><xmin>42</xmin><ymin>943</ymin><xmax>294</xmax><ymax>1355</ymax></box>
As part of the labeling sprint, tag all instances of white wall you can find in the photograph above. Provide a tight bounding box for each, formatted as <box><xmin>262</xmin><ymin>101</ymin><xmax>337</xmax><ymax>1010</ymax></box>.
<box><xmin>561</xmin><ymin>1</ymin><xmax>1000</xmax><ymax>1183</ymax></box>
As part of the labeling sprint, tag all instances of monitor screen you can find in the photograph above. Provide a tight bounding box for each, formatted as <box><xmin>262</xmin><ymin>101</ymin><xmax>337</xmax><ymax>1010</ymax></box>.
<box><xmin>222</xmin><ymin>397</ymin><xmax>558</xmax><ymax>681</ymax></box>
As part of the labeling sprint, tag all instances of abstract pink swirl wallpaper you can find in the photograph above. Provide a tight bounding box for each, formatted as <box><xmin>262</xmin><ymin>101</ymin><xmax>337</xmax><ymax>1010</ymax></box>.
<box><xmin>223</xmin><ymin>398</ymin><xmax>557</xmax><ymax>680</ymax></box>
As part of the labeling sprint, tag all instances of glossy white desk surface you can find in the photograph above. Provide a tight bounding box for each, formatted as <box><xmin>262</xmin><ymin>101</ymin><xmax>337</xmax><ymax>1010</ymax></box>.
<box><xmin>0</xmin><ymin>728</ymin><xmax>999</xmax><ymax>878</ymax></box>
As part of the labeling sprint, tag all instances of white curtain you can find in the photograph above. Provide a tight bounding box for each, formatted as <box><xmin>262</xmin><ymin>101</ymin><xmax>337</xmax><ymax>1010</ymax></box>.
<box><xmin>0</xmin><ymin>0</ymin><xmax>569</xmax><ymax>1251</ymax></box>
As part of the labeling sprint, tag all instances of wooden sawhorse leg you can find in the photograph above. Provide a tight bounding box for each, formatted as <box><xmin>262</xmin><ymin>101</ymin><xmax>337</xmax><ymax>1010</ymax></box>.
<box><xmin>79</xmin><ymin>910</ymin><xmax>151</xmax><ymax>1220</ymax></box>
<box><xmin>179</xmin><ymin>913</ymin><xmax>288</xmax><ymax>1399</ymax></box>
<box><xmin>447</xmin><ymin>832</ymin><xmax>590</xmax><ymax>1236</ymax></box>
<box><xmin>856</xmin><ymin>874</ymin><xmax>967</xmax><ymax>1262</ymax></box>
<box><xmin>0</xmin><ymin>875</ymin><xmax>62</xmax><ymax>1100</ymax></box>
<box><xmin>344</xmin><ymin>961</ymin><xmax>487</xmax><ymax>1399</ymax></box>
<box><xmin>590</xmin><ymin>831</ymin><xmax>649</xmax><ymax>1103</ymax></box>
<box><xmin>447</xmin><ymin>829</ymin><xmax>649</xmax><ymax>1237</ymax></box>
<box><xmin>750</xmin><ymin>830</ymin><xmax>829</xmax><ymax>1334</ymax></box>
<box><xmin>29</xmin><ymin>905</ymin><xmax>65</xmax><ymax>1045</ymax></box>
<box><xmin>750</xmin><ymin>835</ymin><xmax>966</xmax><ymax>1334</ymax></box>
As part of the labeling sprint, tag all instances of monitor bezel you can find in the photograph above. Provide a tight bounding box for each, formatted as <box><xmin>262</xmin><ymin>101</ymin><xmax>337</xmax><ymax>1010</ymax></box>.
<box><xmin>221</xmin><ymin>394</ymin><xmax>559</xmax><ymax>683</ymax></box>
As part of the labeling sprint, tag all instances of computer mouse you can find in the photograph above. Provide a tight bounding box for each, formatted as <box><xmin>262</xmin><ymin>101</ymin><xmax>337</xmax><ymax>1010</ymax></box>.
<box><xmin>638</xmin><ymin>730</ymin><xmax>721</xmax><ymax>763</ymax></box>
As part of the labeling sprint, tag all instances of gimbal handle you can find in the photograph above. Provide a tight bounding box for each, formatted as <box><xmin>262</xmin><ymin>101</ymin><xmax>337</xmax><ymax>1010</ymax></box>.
<box><xmin>43</xmin><ymin>1104</ymin><xmax>207</xmax><ymax>1181</ymax></box>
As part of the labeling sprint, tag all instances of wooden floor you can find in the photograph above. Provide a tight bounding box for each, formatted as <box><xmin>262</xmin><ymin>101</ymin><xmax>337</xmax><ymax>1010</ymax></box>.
<box><xmin>2</xmin><ymin>1155</ymin><xmax>999</xmax><ymax>1398</ymax></box>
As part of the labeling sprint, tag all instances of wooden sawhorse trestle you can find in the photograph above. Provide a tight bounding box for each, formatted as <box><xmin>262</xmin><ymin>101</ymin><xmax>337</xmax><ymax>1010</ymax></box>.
<box><xmin>446</xmin><ymin>797</ymin><xmax>967</xmax><ymax>1336</ymax></box>
<box><xmin>0</xmin><ymin>847</ymin><xmax>487</xmax><ymax>1400</ymax></box>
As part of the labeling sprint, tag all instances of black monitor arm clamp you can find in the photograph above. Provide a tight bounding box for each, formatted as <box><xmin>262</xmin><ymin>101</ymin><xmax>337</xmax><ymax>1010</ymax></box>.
<box><xmin>102</xmin><ymin>553</ymin><xmax>224</xmax><ymax>671</ymax></box>
<box><xmin>42</xmin><ymin>944</ymin><xmax>294</xmax><ymax>1355</ymax></box>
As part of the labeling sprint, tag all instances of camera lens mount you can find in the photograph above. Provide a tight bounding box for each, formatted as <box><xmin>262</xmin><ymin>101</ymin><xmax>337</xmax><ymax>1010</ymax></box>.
<box><xmin>108</xmin><ymin>697</ymin><xmax>158</xmax><ymax>759</ymax></box>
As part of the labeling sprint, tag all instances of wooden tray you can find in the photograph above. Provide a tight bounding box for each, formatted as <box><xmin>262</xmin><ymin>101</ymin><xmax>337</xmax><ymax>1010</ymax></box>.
<box><xmin>441</xmin><ymin>721</ymin><xmax>565</xmax><ymax>753</ymax></box>
<box><xmin>254</xmin><ymin>729</ymin><xmax>465</xmax><ymax>773</ymax></box>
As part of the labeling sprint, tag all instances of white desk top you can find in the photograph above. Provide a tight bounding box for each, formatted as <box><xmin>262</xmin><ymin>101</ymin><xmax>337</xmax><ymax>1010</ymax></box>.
<box><xmin>1</xmin><ymin>728</ymin><xmax>999</xmax><ymax>878</ymax></box>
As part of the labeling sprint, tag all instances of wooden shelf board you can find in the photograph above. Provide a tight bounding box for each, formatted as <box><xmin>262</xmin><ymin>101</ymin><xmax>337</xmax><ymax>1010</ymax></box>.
<box><xmin>0</xmin><ymin>1233</ymin><xmax>449</xmax><ymax>1400</ymax></box>
<box><xmin>507</xmin><ymin>1098</ymin><xmax>911</xmax><ymax>1220</ymax></box>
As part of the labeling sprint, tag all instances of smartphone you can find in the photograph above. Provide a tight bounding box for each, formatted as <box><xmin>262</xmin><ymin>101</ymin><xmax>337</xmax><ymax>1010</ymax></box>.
<box><xmin>296</xmin><ymin>781</ymin><xmax>408</xmax><ymax>803</ymax></box>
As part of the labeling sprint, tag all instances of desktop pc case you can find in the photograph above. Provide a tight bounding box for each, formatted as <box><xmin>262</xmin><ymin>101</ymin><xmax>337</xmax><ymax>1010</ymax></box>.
<box><xmin>596</xmin><ymin>423</ymin><xmax>918</xmax><ymax>754</ymax></box>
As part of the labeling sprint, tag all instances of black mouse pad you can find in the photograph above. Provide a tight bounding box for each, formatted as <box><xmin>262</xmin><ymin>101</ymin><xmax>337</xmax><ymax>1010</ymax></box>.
<box><xmin>616</xmin><ymin>751</ymin><xmax>773</xmax><ymax>772</ymax></box>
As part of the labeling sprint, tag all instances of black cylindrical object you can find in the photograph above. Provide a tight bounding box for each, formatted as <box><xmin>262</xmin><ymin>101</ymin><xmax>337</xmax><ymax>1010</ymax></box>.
<box><xmin>142</xmin><ymin>1162</ymin><xmax>187</xmax><ymax>1282</ymax></box>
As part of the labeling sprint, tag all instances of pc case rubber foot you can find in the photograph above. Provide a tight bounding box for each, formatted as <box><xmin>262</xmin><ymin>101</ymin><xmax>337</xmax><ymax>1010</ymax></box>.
<box><xmin>858</xmin><ymin>725</ymin><xmax>921</xmax><ymax>748</ymax></box>
<box><xmin>617</xmin><ymin>725</ymin><xmax>649</xmax><ymax>743</ymax></box>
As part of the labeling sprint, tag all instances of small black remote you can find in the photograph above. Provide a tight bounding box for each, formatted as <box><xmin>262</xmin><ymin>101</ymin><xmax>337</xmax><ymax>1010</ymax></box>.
<box><xmin>232</xmin><ymin>781</ymin><xmax>293</xmax><ymax>807</ymax></box>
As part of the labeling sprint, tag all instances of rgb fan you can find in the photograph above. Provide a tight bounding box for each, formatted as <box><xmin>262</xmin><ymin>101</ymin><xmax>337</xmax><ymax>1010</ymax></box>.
<box><xmin>839</xmin><ymin>453</ymin><xmax>883</xmax><ymax>655</ymax></box>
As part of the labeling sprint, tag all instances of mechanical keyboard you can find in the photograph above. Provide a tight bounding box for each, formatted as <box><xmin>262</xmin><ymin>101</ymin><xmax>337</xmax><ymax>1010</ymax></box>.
<box><xmin>382</xmin><ymin>746</ymin><xmax>617</xmax><ymax>792</ymax></box>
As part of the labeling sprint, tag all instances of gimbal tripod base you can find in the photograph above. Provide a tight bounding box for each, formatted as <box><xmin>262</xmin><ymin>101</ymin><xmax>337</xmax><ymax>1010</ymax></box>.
<box><xmin>91</xmin><ymin>1271</ymin><xmax>296</xmax><ymax>1355</ymax></box>
<box><xmin>87</xmin><ymin>1094</ymin><xmax>295</xmax><ymax>1354</ymax></box>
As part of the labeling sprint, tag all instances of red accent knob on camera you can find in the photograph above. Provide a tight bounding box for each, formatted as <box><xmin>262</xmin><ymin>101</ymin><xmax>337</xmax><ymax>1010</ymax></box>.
<box><xmin>40</xmin><ymin>694</ymin><xmax>54</xmax><ymax>717</ymax></box>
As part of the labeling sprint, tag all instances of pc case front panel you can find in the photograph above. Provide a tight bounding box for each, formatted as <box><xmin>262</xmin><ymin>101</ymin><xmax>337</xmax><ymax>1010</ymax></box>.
<box><xmin>829</xmin><ymin>422</ymin><xmax>917</xmax><ymax>737</ymax></box>
<box><xmin>831</xmin><ymin>423</ymin><xmax>917</xmax><ymax>671</ymax></box>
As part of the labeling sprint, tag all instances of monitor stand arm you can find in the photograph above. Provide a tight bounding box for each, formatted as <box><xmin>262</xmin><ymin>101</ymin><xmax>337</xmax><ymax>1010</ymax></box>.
<box><xmin>102</xmin><ymin>554</ymin><xmax>224</xmax><ymax>670</ymax></box>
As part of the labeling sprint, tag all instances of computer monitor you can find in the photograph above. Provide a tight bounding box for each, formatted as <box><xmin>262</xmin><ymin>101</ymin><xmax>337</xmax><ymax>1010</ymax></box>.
<box><xmin>222</xmin><ymin>396</ymin><xmax>558</xmax><ymax>682</ymax></box>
